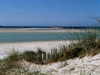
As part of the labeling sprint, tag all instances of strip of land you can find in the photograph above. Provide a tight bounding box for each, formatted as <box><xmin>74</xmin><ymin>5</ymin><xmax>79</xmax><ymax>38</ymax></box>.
<box><xmin>0</xmin><ymin>28</ymin><xmax>91</xmax><ymax>32</ymax></box>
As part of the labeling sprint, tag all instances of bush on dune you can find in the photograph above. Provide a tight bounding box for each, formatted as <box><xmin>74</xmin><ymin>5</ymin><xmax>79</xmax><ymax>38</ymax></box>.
<box><xmin>0</xmin><ymin>51</ymin><xmax>20</xmax><ymax>73</ymax></box>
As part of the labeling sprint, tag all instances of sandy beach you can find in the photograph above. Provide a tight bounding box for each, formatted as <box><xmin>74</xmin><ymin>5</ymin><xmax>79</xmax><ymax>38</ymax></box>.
<box><xmin>0</xmin><ymin>40</ymin><xmax>74</xmax><ymax>59</ymax></box>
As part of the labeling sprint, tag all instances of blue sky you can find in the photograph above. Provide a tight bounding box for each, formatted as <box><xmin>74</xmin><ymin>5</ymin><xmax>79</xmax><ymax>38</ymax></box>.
<box><xmin>0</xmin><ymin>0</ymin><xmax>100</xmax><ymax>26</ymax></box>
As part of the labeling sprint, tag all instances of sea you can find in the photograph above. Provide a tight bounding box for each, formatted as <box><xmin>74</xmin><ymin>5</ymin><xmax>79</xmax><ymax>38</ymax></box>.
<box><xmin>0</xmin><ymin>28</ymin><xmax>100</xmax><ymax>43</ymax></box>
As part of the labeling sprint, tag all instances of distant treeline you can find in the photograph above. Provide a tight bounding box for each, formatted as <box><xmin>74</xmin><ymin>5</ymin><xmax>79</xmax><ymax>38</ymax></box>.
<box><xmin>0</xmin><ymin>26</ymin><xmax>100</xmax><ymax>29</ymax></box>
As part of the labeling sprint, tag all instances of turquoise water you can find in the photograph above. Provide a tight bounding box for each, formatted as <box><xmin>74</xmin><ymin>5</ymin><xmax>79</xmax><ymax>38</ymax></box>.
<box><xmin>0</xmin><ymin>32</ymin><xmax>72</xmax><ymax>42</ymax></box>
<box><xmin>0</xmin><ymin>32</ymin><xmax>100</xmax><ymax>43</ymax></box>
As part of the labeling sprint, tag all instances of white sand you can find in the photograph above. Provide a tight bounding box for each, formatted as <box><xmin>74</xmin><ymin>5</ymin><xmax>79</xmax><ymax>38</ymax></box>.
<box><xmin>21</xmin><ymin>54</ymin><xmax>100</xmax><ymax>75</ymax></box>
<box><xmin>0</xmin><ymin>40</ymin><xmax>73</xmax><ymax>59</ymax></box>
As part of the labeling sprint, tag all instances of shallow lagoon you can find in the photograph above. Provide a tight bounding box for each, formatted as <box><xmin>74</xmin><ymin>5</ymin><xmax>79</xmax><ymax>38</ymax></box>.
<box><xmin>0</xmin><ymin>32</ymin><xmax>99</xmax><ymax>43</ymax></box>
<box><xmin>0</xmin><ymin>28</ymin><xmax>99</xmax><ymax>43</ymax></box>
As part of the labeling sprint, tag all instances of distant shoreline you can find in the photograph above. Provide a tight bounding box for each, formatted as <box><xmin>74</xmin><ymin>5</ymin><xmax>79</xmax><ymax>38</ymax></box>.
<box><xmin>0</xmin><ymin>28</ymin><xmax>95</xmax><ymax>33</ymax></box>
<box><xmin>0</xmin><ymin>26</ymin><xmax>99</xmax><ymax>29</ymax></box>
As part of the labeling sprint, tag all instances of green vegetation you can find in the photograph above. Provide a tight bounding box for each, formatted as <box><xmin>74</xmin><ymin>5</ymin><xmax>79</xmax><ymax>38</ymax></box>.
<box><xmin>0</xmin><ymin>51</ymin><xmax>20</xmax><ymax>71</ymax></box>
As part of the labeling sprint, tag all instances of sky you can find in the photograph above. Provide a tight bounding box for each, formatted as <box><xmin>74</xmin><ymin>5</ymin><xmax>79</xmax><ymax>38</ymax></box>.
<box><xmin>0</xmin><ymin>0</ymin><xmax>100</xmax><ymax>26</ymax></box>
